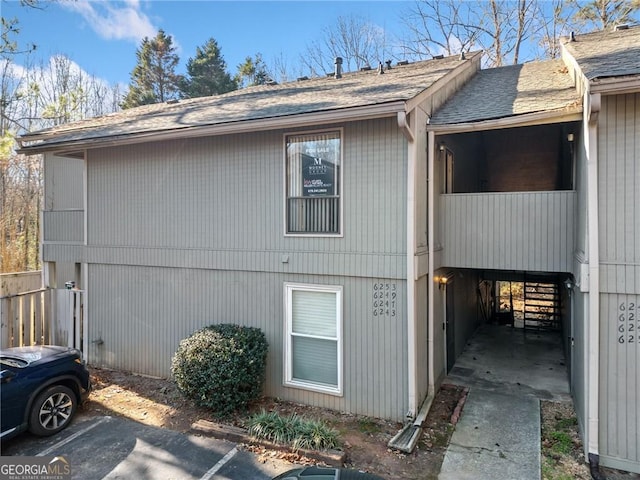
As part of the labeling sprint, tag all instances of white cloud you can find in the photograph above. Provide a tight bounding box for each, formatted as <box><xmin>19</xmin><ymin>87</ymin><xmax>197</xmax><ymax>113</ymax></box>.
<box><xmin>61</xmin><ymin>0</ymin><xmax>157</xmax><ymax>43</ymax></box>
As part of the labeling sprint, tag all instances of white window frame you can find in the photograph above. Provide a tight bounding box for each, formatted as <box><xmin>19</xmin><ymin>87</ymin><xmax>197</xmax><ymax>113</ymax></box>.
<box><xmin>283</xmin><ymin>282</ymin><xmax>343</xmax><ymax>396</ymax></box>
<box><xmin>283</xmin><ymin>128</ymin><xmax>344</xmax><ymax>237</ymax></box>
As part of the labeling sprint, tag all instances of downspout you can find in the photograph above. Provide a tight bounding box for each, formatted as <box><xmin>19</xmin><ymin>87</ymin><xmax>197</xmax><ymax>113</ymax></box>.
<box><xmin>427</xmin><ymin>130</ymin><xmax>436</xmax><ymax>393</ymax></box>
<box><xmin>82</xmin><ymin>150</ymin><xmax>89</xmax><ymax>361</ymax></box>
<box><xmin>399</xmin><ymin>110</ymin><xmax>417</xmax><ymax>418</ymax></box>
<box><xmin>585</xmin><ymin>92</ymin><xmax>603</xmax><ymax>479</ymax></box>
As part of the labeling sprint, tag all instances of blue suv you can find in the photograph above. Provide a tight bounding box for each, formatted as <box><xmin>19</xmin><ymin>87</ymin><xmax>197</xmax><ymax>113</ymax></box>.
<box><xmin>1</xmin><ymin>345</ymin><xmax>91</xmax><ymax>440</ymax></box>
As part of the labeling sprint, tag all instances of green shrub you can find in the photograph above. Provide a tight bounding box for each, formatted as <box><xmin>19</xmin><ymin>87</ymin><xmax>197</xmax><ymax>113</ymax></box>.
<box><xmin>247</xmin><ymin>410</ymin><xmax>341</xmax><ymax>451</ymax></box>
<box><xmin>171</xmin><ymin>324</ymin><xmax>268</xmax><ymax>416</ymax></box>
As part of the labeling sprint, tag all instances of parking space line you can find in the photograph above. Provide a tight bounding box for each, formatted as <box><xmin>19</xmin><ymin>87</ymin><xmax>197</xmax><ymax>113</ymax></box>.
<box><xmin>199</xmin><ymin>446</ymin><xmax>238</xmax><ymax>480</ymax></box>
<box><xmin>36</xmin><ymin>416</ymin><xmax>112</xmax><ymax>457</ymax></box>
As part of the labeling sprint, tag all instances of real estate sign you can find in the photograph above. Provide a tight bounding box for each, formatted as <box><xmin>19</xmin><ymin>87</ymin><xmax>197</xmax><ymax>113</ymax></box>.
<box><xmin>302</xmin><ymin>154</ymin><xmax>335</xmax><ymax>197</ymax></box>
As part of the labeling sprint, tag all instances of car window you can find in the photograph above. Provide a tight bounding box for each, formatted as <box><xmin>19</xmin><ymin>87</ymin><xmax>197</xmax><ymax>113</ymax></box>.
<box><xmin>0</xmin><ymin>357</ymin><xmax>29</xmax><ymax>368</ymax></box>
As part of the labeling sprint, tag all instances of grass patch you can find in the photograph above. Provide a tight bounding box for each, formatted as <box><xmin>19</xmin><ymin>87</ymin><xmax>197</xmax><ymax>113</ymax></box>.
<box><xmin>541</xmin><ymin>402</ymin><xmax>590</xmax><ymax>480</ymax></box>
<box><xmin>555</xmin><ymin>417</ymin><xmax>578</xmax><ymax>430</ymax></box>
<box><xmin>549</xmin><ymin>431</ymin><xmax>573</xmax><ymax>455</ymax></box>
<box><xmin>247</xmin><ymin>410</ymin><xmax>341</xmax><ymax>451</ymax></box>
<box><xmin>357</xmin><ymin>418</ymin><xmax>382</xmax><ymax>435</ymax></box>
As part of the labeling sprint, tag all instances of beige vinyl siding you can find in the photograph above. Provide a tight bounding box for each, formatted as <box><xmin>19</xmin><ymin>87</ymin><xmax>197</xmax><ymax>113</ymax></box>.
<box><xmin>599</xmin><ymin>293</ymin><xmax>640</xmax><ymax>470</ymax></box>
<box><xmin>85</xmin><ymin>118</ymin><xmax>406</xmax><ymax>277</ymax></box>
<box><xmin>79</xmin><ymin>117</ymin><xmax>409</xmax><ymax>420</ymax></box>
<box><xmin>87</xmin><ymin>265</ymin><xmax>408</xmax><ymax>421</ymax></box>
<box><xmin>42</xmin><ymin>154</ymin><xmax>85</xmax><ymax>259</ymax></box>
<box><xmin>42</xmin><ymin>210</ymin><xmax>83</xmax><ymax>243</ymax></box>
<box><xmin>440</xmin><ymin>191</ymin><xmax>575</xmax><ymax>272</ymax></box>
<box><xmin>598</xmin><ymin>93</ymin><xmax>640</xmax><ymax>294</ymax></box>
<box><xmin>43</xmin><ymin>154</ymin><xmax>84</xmax><ymax>211</ymax></box>
<box><xmin>597</xmin><ymin>93</ymin><xmax>640</xmax><ymax>472</ymax></box>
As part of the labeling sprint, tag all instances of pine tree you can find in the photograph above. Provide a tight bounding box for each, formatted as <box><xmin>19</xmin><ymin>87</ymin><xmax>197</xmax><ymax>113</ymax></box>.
<box><xmin>121</xmin><ymin>29</ymin><xmax>182</xmax><ymax>109</ymax></box>
<box><xmin>181</xmin><ymin>38</ymin><xmax>237</xmax><ymax>98</ymax></box>
<box><xmin>236</xmin><ymin>54</ymin><xmax>271</xmax><ymax>88</ymax></box>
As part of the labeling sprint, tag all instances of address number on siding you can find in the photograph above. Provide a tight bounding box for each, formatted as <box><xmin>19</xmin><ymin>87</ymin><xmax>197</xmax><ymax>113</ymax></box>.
<box><xmin>372</xmin><ymin>283</ymin><xmax>396</xmax><ymax>318</ymax></box>
<box><xmin>617</xmin><ymin>302</ymin><xmax>639</xmax><ymax>345</ymax></box>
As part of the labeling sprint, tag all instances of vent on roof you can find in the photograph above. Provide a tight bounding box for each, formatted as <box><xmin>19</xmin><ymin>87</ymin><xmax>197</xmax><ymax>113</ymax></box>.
<box><xmin>166</xmin><ymin>99</ymin><xmax>179</xmax><ymax>104</ymax></box>
<box><xmin>397</xmin><ymin>60</ymin><xmax>409</xmax><ymax>66</ymax></box>
<box><xmin>614</xmin><ymin>24</ymin><xmax>629</xmax><ymax>31</ymax></box>
<box><xmin>334</xmin><ymin>57</ymin><xmax>343</xmax><ymax>79</ymax></box>
<box><xmin>297</xmin><ymin>76</ymin><xmax>309</xmax><ymax>82</ymax></box>
<box><xmin>360</xmin><ymin>65</ymin><xmax>372</xmax><ymax>71</ymax></box>
<box><xmin>385</xmin><ymin>60</ymin><xmax>392</xmax><ymax>70</ymax></box>
<box><xmin>432</xmin><ymin>54</ymin><xmax>444</xmax><ymax>60</ymax></box>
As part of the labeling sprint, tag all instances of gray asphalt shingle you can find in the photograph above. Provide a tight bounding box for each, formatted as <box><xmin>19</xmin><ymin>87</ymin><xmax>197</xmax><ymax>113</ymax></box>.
<box><xmin>430</xmin><ymin>60</ymin><xmax>579</xmax><ymax>125</ymax></box>
<box><xmin>20</xmin><ymin>54</ymin><xmax>475</xmax><ymax>150</ymax></box>
<box><xmin>562</xmin><ymin>25</ymin><xmax>640</xmax><ymax>80</ymax></box>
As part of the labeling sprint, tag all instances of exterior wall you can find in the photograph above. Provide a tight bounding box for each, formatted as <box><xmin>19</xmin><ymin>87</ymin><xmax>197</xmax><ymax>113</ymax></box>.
<box><xmin>87</xmin><ymin>265</ymin><xmax>408</xmax><ymax>420</ymax></box>
<box><xmin>571</xmin><ymin>287</ymin><xmax>588</xmax><ymax>434</ymax></box>
<box><xmin>84</xmin><ymin>120</ymin><xmax>406</xmax><ymax>277</ymax></box>
<box><xmin>597</xmin><ymin>93</ymin><xmax>640</xmax><ymax>472</ymax></box>
<box><xmin>441</xmin><ymin>191</ymin><xmax>576</xmax><ymax>272</ymax></box>
<box><xmin>78</xmin><ymin>117</ymin><xmax>410</xmax><ymax>420</ymax></box>
<box><xmin>431</xmin><ymin>268</ymin><xmax>481</xmax><ymax>384</ymax></box>
<box><xmin>571</xmin><ymin>119</ymin><xmax>589</xmax><ymax>445</ymax></box>
<box><xmin>451</xmin><ymin>270</ymin><xmax>481</xmax><ymax>359</ymax></box>
<box><xmin>42</xmin><ymin>154</ymin><xmax>84</xmax><ymax>254</ymax></box>
<box><xmin>483</xmin><ymin>125</ymin><xmax>565</xmax><ymax>192</ymax></box>
<box><xmin>43</xmin><ymin>154</ymin><xmax>84</xmax><ymax>211</ymax></box>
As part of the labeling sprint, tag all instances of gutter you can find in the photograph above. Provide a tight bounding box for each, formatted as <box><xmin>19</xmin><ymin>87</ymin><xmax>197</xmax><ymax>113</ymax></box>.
<box><xmin>427</xmin><ymin>108</ymin><xmax>583</xmax><ymax>135</ymax></box>
<box><xmin>590</xmin><ymin>75</ymin><xmax>640</xmax><ymax>95</ymax></box>
<box><xmin>18</xmin><ymin>102</ymin><xmax>407</xmax><ymax>156</ymax></box>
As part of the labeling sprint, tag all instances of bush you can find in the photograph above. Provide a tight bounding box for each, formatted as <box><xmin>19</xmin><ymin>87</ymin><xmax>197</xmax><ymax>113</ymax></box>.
<box><xmin>171</xmin><ymin>323</ymin><xmax>268</xmax><ymax>416</ymax></box>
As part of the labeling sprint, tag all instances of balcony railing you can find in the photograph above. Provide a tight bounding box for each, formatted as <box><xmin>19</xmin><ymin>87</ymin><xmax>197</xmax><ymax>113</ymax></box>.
<box><xmin>441</xmin><ymin>191</ymin><xmax>576</xmax><ymax>272</ymax></box>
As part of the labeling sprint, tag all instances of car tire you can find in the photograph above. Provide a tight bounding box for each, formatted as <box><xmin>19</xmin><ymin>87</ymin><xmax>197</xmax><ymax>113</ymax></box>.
<box><xmin>28</xmin><ymin>385</ymin><xmax>77</xmax><ymax>436</ymax></box>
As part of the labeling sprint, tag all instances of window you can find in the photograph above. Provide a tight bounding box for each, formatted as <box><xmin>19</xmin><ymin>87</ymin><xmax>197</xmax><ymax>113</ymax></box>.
<box><xmin>285</xmin><ymin>130</ymin><xmax>341</xmax><ymax>235</ymax></box>
<box><xmin>284</xmin><ymin>283</ymin><xmax>342</xmax><ymax>395</ymax></box>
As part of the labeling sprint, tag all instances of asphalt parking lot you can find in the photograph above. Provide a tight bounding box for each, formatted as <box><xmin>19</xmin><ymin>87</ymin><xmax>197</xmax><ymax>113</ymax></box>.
<box><xmin>1</xmin><ymin>414</ymin><xmax>298</xmax><ymax>479</ymax></box>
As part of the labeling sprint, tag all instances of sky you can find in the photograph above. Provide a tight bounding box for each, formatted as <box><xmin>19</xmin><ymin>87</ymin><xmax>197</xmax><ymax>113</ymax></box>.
<box><xmin>4</xmin><ymin>0</ymin><xmax>414</xmax><ymax>87</ymax></box>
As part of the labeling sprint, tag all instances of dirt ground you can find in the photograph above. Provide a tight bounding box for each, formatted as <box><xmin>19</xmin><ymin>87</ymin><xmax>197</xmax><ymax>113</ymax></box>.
<box><xmin>540</xmin><ymin>400</ymin><xmax>591</xmax><ymax>480</ymax></box>
<box><xmin>86</xmin><ymin>367</ymin><xmax>463</xmax><ymax>480</ymax></box>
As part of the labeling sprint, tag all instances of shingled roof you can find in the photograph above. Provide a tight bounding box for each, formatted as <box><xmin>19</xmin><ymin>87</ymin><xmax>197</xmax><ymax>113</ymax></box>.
<box><xmin>562</xmin><ymin>25</ymin><xmax>640</xmax><ymax>80</ymax></box>
<box><xmin>430</xmin><ymin>59</ymin><xmax>580</xmax><ymax>126</ymax></box>
<box><xmin>19</xmin><ymin>53</ymin><xmax>478</xmax><ymax>153</ymax></box>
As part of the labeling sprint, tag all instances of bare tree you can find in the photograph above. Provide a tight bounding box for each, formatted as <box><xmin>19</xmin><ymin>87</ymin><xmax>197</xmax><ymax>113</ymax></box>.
<box><xmin>530</xmin><ymin>0</ymin><xmax>572</xmax><ymax>59</ymax></box>
<box><xmin>2</xmin><ymin>6</ymin><xmax>121</xmax><ymax>272</ymax></box>
<box><xmin>401</xmin><ymin>0</ymin><xmax>481</xmax><ymax>59</ymax></box>
<box><xmin>401</xmin><ymin>0</ymin><xmax>545</xmax><ymax>67</ymax></box>
<box><xmin>567</xmin><ymin>0</ymin><xmax>640</xmax><ymax>30</ymax></box>
<box><xmin>299</xmin><ymin>15</ymin><xmax>390</xmax><ymax>77</ymax></box>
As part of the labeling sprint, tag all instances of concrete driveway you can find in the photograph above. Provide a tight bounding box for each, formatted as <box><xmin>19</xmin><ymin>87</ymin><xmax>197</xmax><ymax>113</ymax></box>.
<box><xmin>1</xmin><ymin>414</ymin><xmax>298</xmax><ymax>479</ymax></box>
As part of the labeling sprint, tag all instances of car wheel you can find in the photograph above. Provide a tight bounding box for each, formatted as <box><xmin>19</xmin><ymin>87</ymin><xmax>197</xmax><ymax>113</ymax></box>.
<box><xmin>28</xmin><ymin>385</ymin><xmax>77</xmax><ymax>436</ymax></box>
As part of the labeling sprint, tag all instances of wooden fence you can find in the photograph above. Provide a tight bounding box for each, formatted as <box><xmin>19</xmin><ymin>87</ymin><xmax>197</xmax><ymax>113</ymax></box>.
<box><xmin>0</xmin><ymin>288</ymin><xmax>85</xmax><ymax>351</ymax></box>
